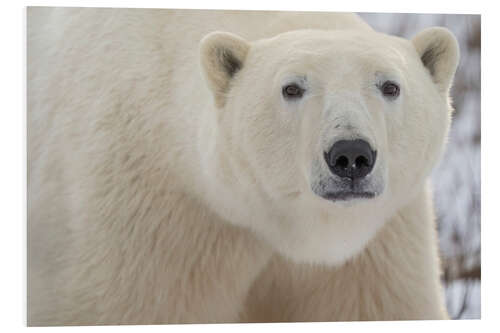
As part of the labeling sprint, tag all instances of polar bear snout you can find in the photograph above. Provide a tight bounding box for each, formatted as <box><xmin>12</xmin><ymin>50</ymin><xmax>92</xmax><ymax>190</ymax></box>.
<box><xmin>324</xmin><ymin>139</ymin><xmax>376</xmax><ymax>180</ymax></box>
<box><xmin>310</xmin><ymin>136</ymin><xmax>384</xmax><ymax>203</ymax></box>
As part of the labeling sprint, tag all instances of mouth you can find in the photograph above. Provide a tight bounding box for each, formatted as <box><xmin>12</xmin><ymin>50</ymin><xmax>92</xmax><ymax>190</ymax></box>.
<box><xmin>320</xmin><ymin>191</ymin><xmax>376</xmax><ymax>202</ymax></box>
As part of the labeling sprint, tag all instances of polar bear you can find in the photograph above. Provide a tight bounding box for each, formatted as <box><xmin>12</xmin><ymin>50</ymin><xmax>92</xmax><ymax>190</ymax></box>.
<box><xmin>27</xmin><ymin>8</ymin><xmax>458</xmax><ymax>325</ymax></box>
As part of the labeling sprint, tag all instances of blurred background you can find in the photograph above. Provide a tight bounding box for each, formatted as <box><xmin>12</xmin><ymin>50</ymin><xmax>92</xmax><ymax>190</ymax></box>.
<box><xmin>358</xmin><ymin>13</ymin><xmax>481</xmax><ymax>319</ymax></box>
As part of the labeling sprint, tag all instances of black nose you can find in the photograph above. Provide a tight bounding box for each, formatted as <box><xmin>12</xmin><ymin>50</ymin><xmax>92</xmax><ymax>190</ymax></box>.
<box><xmin>324</xmin><ymin>139</ymin><xmax>376</xmax><ymax>180</ymax></box>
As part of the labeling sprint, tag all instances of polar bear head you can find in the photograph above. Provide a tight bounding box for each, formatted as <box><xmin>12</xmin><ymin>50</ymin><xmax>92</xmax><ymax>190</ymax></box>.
<box><xmin>199</xmin><ymin>27</ymin><xmax>459</xmax><ymax>265</ymax></box>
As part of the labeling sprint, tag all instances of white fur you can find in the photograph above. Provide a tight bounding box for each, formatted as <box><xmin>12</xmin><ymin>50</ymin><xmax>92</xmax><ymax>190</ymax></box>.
<box><xmin>27</xmin><ymin>8</ymin><xmax>458</xmax><ymax>325</ymax></box>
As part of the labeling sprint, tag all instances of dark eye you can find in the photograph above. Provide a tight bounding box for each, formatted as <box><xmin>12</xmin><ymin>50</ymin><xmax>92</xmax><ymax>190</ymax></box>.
<box><xmin>380</xmin><ymin>81</ymin><xmax>400</xmax><ymax>99</ymax></box>
<box><xmin>282</xmin><ymin>83</ymin><xmax>305</xmax><ymax>99</ymax></box>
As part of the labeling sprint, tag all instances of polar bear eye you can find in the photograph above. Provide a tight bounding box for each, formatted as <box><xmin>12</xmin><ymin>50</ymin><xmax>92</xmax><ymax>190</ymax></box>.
<box><xmin>282</xmin><ymin>83</ymin><xmax>305</xmax><ymax>99</ymax></box>
<box><xmin>380</xmin><ymin>81</ymin><xmax>400</xmax><ymax>99</ymax></box>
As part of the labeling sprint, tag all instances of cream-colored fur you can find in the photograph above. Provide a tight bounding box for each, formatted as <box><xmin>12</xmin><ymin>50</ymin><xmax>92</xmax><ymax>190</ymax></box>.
<box><xmin>242</xmin><ymin>183</ymin><xmax>447</xmax><ymax>321</ymax></box>
<box><xmin>27</xmin><ymin>8</ymin><xmax>458</xmax><ymax>325</ymax></box>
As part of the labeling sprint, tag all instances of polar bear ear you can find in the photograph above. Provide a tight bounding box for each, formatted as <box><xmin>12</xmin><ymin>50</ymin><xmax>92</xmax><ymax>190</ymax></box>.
<box><xmin>412</xmin><ymin>27</ymin><xmax>460</xmax><ymax>95</ymax></box>
<box><xmin>200</xmin><ymin>31</ymin><xmax>250</xmax><ymax>108</ymax></box>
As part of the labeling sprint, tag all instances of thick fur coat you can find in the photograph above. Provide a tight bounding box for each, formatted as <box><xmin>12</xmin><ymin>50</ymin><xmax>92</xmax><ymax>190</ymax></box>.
<box><xmin>28</xmin><ymin>8</ymin><xmax>458</xmax><ymax>325</ymax></box>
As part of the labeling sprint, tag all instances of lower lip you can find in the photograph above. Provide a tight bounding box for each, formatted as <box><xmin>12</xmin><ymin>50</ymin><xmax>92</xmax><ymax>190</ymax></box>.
<box><xmin>321</xmin><ymin>191</ymin><xmax>376</xmax><ymax>201</ymax></box>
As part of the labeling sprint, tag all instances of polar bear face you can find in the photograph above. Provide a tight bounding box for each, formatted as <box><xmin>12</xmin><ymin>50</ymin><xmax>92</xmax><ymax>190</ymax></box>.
<box><xmin>199</xmin><ymin>28</ymin><xmax>458</xmax><ymax>264</ymax></box>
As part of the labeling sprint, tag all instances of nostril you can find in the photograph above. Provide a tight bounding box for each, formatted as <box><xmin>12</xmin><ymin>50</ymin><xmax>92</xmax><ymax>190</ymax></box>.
<box><xmin>355</xmin><ymin>156</ymin><xmax>369</xmax><ymax>168</ymax></box>
<box><xmin>335</xmin><ymin>155</ymin><xmax>349</xmax><ymax>169</ymax></box>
